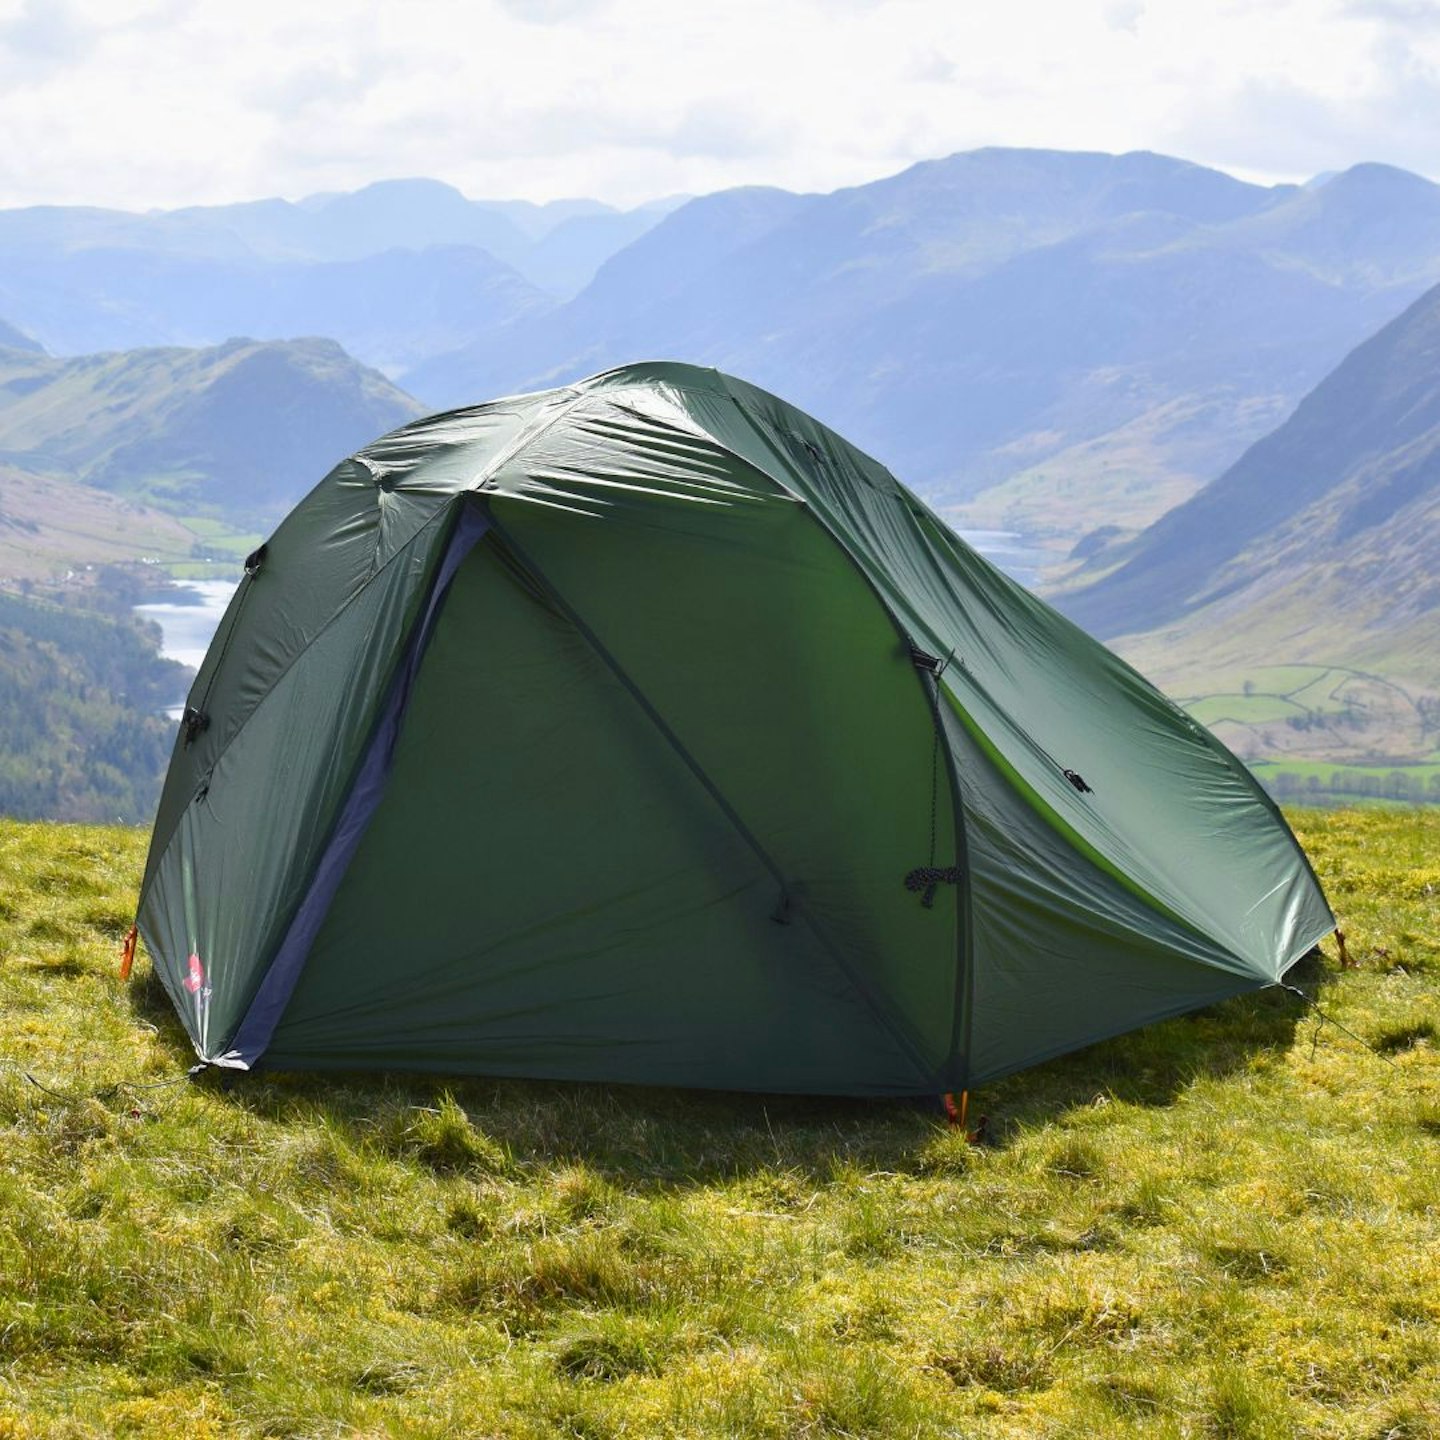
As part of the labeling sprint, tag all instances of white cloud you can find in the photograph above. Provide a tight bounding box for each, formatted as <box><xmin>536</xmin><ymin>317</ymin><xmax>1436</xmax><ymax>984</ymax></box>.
<box><xmin>1104</xmin><ymin>2</ymin><xmax>1145</xmax><ymax>34</ymax></box>
<box><xmin>1340</xmin><ymin>0</ymin><xmax>1440</xmax><ymax>28</ymax></box>
<box><xmin>0</xmin><ymin>0</ymin><xmax>1435</xmax><ymax>209</ymax></box>
<box><xmin>0</xmin><ymin>0</ymin><xmax>105</xmax><ymax>86</ymax></box>
<box><xmin>1155</xmin><ymin>2</ymin><xmax>1440</xmax><ymax>180</ymax></box>
<box><xmin>495</xmin><ymin>0</ymin><xmax>613</xmax><ymax>19</ymax></box>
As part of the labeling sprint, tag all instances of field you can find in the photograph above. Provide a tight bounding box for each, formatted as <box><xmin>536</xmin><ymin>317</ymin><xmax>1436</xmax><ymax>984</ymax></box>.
<box><xmin>1174</xmin><ymin>665</ymin><xmax>1436</xmax><ymax>768</ymax></box>
<box><xmin>0</xmin><ymin>465</ymin><xmax>258</xmax><ymax>590</ymax></box>
<box><xmin>1251</xmin><ymin>760</ymin><xmax>1440</xmax><ymax>807</ymax></box>
<box><xmin>2</xmin><ymin>812</ymin><xmax>1438</xmax><ymax>1438</ymax></box>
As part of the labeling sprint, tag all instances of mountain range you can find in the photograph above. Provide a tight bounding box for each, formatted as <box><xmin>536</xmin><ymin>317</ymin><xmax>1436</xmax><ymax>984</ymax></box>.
<box><xmin>403</xmin><ymin>151</ymin><xmax>1440</xmax><ymax>535</ymax></box>
<box><xmin>1059</xmin><ymin>279</ymin><xmax>1440</xmax><ymax>763</ymax></box>
<box><xmin>0</xmin><ymin>179</ymin><xmax>681</xmax><ymax>288</ymax></box>
<box><xmin>0</xmin><ymin>180</ymin><xmax>685</xmax><ymax>373</ymax></box>
<box><xmin>0</xmin><ymin>145</ymin><xmax>1437</xmax><ymax>807</ymax></box>
<box><xmin>9</xmin><ymin>151</ymin><xmax>1440</xmax><ymax>555</ymax></box>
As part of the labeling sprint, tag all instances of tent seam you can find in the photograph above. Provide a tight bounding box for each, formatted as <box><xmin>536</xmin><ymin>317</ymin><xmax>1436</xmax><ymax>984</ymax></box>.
<box><xmin>714</xmin><ymin>383</ymin><xmax>972</xmax><ymax>1090</ymax></box>
<box><xmin>487</xmin><ymin>512</ymin><xmax>941</xmax><ymax>1091</ymax></box>
<box><xmin>136</xmin><ymin>500</ymin><xmax>456</xmax><ymax>921</ymax></box>
<box><xmin>139</xmin><ymin>388</ymin><xmax>604</xmax><ymax>920</ymax></box>
<box><xmin>937</xmin><ymin>683</ymin><xmax>1255</xmax><ymax>968</ymax></box>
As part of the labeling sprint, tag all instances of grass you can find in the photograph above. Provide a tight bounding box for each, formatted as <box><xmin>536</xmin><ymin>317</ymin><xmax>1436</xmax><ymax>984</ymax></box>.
<box><xmin>160</xmin><ymin>517</ymin><xmax>265</xmax><ymax>582</ymax></box>
<box><xmin>1181</xmin><ymin>665</ymin><xmax>1421</xmax><ymax>726</ymax></box>
<box><xmin>0</xmin><ymin>811</ymin><xmax>1437</xmax><ymax>1437</ymax></box>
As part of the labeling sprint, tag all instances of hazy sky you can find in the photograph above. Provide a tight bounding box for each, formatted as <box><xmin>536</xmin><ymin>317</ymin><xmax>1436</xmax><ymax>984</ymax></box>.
<box><xmin>0</xmin><ymin>0</ymin><xmax>1437</xmax><ymax>210</ymax></box>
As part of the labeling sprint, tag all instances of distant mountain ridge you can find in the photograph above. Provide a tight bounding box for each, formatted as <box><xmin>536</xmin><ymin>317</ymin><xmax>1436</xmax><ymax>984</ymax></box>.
<box><xmin>0</xmin><ymin>244</ymin><xmax>550</xmax><ymax>373</ymax></box>
<box><xmin>0</xmin><ymin>335</ymin><xmax>423</xmax><ymax>520</ymax></box>
<box><xmin>1055</xmin><ymin>279</ymin><xmax>1440</xmax><ymax>760</ymax></box>
<box><xmin>1060</xmin><ymin>276</ymin><xmax>1440</xmax><ymax>635</ymax></box>
<box><xmin>0</xmin><ymin>178</ymin><xmax>681</xmax><ymax>281</ymax></box>
<box><xmin>0</xmin><ymin>180</ymin><xmax>687</xmax><ymax>378</ymax></box>
<box><xmin>406</xmin><ymin>149</ymin><xmax>1440</xmax><ymax>535</ymax></box>
<box><xmin>0</xmin><ymin>317</ymin><xmax>40</xmax><ymax>352</ymax></box>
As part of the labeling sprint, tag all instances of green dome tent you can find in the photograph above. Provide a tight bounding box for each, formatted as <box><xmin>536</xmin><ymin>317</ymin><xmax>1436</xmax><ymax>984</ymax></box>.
<box><xmin>134</xmin><ymin>362</ymin><xmax>1334</xmax><ymax>1095</ymax></box>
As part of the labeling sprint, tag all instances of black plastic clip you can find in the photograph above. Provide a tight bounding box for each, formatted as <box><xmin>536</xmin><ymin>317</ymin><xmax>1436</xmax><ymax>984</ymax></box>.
<box><xmin>244</xmin><ymin>544</ymin><xmax>268</xmax><ymax>577</ymax></box>
<box><xmin>181</xmin><ymin>707</ymin><xmax>210</xmax><ymax>747</ymax></box>
<box><xmin>1062</xmin><ymin>768</ymin><xmax>1093</xmax><ymax>795</ymax></box>
<box><xmin>908</xmin><ymin>639</ymin><xmax>954</xmax><ymax>677</ymax></box>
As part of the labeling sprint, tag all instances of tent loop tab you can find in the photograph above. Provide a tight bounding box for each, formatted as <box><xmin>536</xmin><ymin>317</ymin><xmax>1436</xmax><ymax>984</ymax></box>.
<box><xmin>181</xmin><ymin>707</ymin><xmax>209</xmax><ymax>747</ymax></box>
<box><xmin>908</xmin><ymin>637</ymin><xmax>955</xmax><ymax>677</ymax></box>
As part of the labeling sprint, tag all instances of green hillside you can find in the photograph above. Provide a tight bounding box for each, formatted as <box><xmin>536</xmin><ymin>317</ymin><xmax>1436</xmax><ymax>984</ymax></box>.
<box><xmin>0</xmin><ymin>593</ymin><xmax>186</xmax><ymax>822</ymax></box>
<box><xmin>947</xmin><ymin>392</ymin><xmax>1264</xmax><ymax>547</ymax></box>
<box><xmin>1057</xmin><ymin>282</ymin><xmax>1440</xmax><ymax>764</ymax></box>
<box><xmin>2</xmin><ymin>812</ymin><xmax>1438</xmax><ymax>1436</ymax></box>
<box><xmin>0</xmin><ymin>461</ymin><xmax>199</xmax><ymax>581</ymax></box>
<box><xmin>0</xmin><ymin>337</ymin><xmax>423</xmax><ymax>523</ymax></box>
<box><xmin>0</xmin><ymin>331</ymin><xmax>424</xmax><ymax>826</ymax></box>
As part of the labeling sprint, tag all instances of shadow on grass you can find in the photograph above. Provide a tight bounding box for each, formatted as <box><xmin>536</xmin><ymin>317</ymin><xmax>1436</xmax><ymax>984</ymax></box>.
<box><xmin>127</xmin><ymin>952</ymin><xmax>1323</xmax><ymax>1186</ymax></box>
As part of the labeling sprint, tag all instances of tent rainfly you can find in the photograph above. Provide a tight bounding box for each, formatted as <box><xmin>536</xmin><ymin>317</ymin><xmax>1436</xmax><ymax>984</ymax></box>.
<box><xmin>134</xmin><ymin>363</ymin><xmax>1335</xmax><ymax>1095</ymax></box>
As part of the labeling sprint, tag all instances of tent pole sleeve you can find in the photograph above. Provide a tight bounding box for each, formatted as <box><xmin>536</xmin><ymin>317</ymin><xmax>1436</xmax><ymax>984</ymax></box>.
<box><xmin>214</xmin><ymin>500</ymin><xmax>493</xmax><ymax>1070</ymax></box>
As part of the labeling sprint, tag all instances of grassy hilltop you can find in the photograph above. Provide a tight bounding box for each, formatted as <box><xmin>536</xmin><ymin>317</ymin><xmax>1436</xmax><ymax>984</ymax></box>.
<box><xmin>1</xmin><ymin>811</ymin><xmax>1437</xmax><ymax>1438</ymax></box>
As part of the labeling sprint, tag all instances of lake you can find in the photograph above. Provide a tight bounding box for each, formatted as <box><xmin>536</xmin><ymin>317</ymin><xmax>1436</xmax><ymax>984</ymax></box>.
<box><xmin>134</xmin><ymin>580</ymin><xmax>239</xmax><ymax>717</ymax></box>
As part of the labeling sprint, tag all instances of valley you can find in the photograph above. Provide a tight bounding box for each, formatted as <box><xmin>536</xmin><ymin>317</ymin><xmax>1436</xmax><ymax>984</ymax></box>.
<box><xmin>3</xmin><ymin>147</ymin><xmax>1439</xmax><ymax>812</ymax></box>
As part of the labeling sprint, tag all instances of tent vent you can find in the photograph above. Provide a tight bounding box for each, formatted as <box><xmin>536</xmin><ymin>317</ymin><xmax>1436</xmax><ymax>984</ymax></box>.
<box><xmin>181</xmin><ymin>707</ymin><xmax>210</xmax><ymax>747</ymax></box>
<box><xmin>904</xmin><ymin>865</ymin><xmax>960</xmax><ymax>909</ymax></box>
<box><xmin>1063</xmin><ymin>768</ymin><xmax>1093</xmax><ymax>794</ymax></box>
<box><xmin>244</xmin><ymin>544</ymin><xmax>268</xmax><ymax>576</ymax></box>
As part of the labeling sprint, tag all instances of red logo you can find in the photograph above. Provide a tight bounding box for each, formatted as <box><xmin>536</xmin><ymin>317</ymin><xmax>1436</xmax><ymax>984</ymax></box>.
<box><xmin>183</xmin><ymin>953</ymin><xmax>205</xmax><ymax>994</ymax></box>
